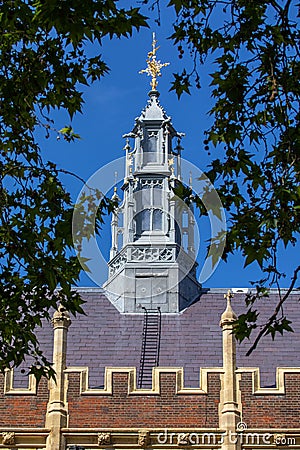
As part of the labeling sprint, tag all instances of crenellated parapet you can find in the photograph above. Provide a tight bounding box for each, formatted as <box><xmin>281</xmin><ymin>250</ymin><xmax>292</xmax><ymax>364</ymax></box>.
<box><xmin>3</xmin><ymin>366</ymin><xmax>300</xmax><ymax>421</ymax></box>
<box><xmin>64</xmin><ymin>366</ymin><xmax>221</xmax><ymax>395</ymax></box>
<box><xmin>238</xmin><ymin>368</ymin><xmax>300</xmax><ymax>429</ymax></box>
<box><xmin>5</xmin><ymin>364</ymin><xmax>300</xmax><ymax>397</ymax></box>
<box><xmin>64</xmin><ymin>366</ymin><xmax>221</xmax><ymax>429</ymax></box>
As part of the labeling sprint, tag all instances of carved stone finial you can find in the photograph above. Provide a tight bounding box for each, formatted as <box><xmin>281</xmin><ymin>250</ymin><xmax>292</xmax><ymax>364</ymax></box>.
<box><xmin>112</xmin><ymin>172</ymin><xmax>120</xmax><ymax>201</ymax></box>
<box><xmin>98</xmin><ymin>432</ymin><xmax>111</xmax><ymax>446</ymax></box>
<box><xmin>2</xmin><ymin>432</ymin><xmax>16</xmax><ymax>445</ymax></box>
<box><xmin>139</xmin><ymin>33</ymin><xmax>170</xmax><ymax>91</ymax></box>
<box><xmin>123</xmin><ymin>138</ymin><xmax>131</xmax><ymax>152</ymax></box>
<box><xmin>220</xmin><ymin>290</ymin><xmax>237</xmax><ymax>327</ymax></box>
<box><xmin>224</xmin><ymin>289</ymin><xmax>234</xmax><ymax>305</ymax></box>
<box><xmin>138</xmin><ymin>430</ymin><xmax>150</xmax><ymax>447</ymax></box>
<box><xmin>51</xmin><ymin>304</ymin><xmax>72</xmax><ymax>329</ymax></box>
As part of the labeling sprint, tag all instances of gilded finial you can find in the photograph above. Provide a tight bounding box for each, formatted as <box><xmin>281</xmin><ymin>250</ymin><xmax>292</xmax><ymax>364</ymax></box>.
<box><xmin>168</xmin><ymin>156</ymin><xmax>175</xmax><ymax>176</ymax></box>
<box><xmin>139</xmin><ymin>32</ymin><xmax>170</xmax><ymax>91</ymax></box>
<box><xmin>168</xmin><ymin>156</ymin><xmax>174</xmax><ymax>166</ymax></box>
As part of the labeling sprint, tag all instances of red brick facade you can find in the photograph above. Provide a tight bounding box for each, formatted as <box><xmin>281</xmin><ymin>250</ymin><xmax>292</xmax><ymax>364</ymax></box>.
<box><xmin>240</xmin><ymin>372</ymin><xmax>300</xmax><ymax>428</ymax></box>
<box><xmin>67</xmin><ymin>372</ymin><xmax>220</xmax><ymax>428</ymax></box>
<box><xmin>2</xmin><ymin>369</ymin><xmax>300</xmax><ymax>430</ymax></box>
<box><xmin>0</xmin><ymin>376</ymin><xmax>48</xmax><ymax>427</ymax></box>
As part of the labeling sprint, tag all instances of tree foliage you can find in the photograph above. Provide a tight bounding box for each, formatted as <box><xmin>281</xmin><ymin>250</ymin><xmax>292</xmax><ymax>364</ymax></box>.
<box><xmin>1</xmin><ymin>0</ymin><xmax>299</xmax><ymax>378</ymax></box>
<box><xmin>0</xmin><ymin>0</ymin><xmax>147</xmax><ymax>379</ymax></box>
<box><xmin>163</xmin><ymin>0</ymin><xmax>300</xmax><ymax>350</ymax></box>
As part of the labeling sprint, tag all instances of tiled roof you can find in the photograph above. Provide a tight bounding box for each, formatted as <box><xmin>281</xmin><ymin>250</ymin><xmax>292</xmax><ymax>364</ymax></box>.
<box><xmin>15</xmin><ymin>288</ymin><xmax>300</xmax><ymax>388</ymax></box>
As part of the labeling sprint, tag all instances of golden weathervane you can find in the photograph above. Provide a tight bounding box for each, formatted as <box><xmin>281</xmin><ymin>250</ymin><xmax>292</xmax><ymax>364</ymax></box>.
<box><xmin>139</xmin><ymin>33</ymin><xmax>170</xmax><ymax>91</ymax></box>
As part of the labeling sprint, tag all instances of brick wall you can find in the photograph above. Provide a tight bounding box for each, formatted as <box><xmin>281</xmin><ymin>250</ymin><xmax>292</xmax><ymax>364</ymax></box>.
<box><xmin>0</xmin><ymin>375</ymin><xmax>48</xmax><ymax>427</ymax></box>
<box><xmin>2</xmin><ymin>369</ymin><xmax>300</xmax><ymax>431</ymax></box>
<box><xmin>67</xmin><ymin>371</ymin><xmax>220</xmax><ymax>428</ymax></box>
<box><xmin>240</xmin><ymin>372</ymin><xmax>300</xmax><ymax>428</ymax></box>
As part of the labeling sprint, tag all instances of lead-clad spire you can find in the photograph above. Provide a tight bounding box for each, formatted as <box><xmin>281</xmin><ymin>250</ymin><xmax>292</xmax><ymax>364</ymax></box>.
<box><xmin>139</xmin><ymin>33</ymin><xmax>170</xmax><ymax>91</ymax></box>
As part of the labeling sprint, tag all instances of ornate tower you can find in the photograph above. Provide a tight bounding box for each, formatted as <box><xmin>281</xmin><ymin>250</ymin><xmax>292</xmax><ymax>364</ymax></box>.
<box><xmin>103</xmin><ymin>35</ymin><xmax>201</xmax><ymax>313</ymax></box>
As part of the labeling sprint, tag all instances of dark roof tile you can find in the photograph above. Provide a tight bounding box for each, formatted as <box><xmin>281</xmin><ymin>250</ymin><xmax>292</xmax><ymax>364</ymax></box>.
<box><xmin>14</xmin><ymin>289</ymin><xmax>300</xmax><ymax>389</ymax></box>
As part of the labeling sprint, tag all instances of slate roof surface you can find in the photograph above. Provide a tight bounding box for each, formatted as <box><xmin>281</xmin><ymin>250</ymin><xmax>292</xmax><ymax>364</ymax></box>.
<box><xmin>14</xmin><ymin>288</ymin><xmax>300</xmax><ymax>388</ymax></box>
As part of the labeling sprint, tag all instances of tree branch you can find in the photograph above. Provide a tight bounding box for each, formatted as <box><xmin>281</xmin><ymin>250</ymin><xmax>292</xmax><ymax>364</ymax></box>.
<box><xmin>57</xmin><ymin>168</ymin><xmax>87</xmax><ymax>186</ymax></box>
<box><xmin>246</xmin><ymin>264</ymin><xmax>300</xmax><ymax>356</ymax></box>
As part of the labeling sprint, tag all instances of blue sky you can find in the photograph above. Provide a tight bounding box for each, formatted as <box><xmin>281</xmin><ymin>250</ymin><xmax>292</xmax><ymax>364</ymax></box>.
<box><xmin>41</xmin><ymin>7</ymin><xmax>299</xmax><ymax>289</ymax></box>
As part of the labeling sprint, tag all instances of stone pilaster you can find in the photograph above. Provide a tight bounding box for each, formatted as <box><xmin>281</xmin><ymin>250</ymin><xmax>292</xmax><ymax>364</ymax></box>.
<box><xmin>45</xmin><ymin>305</ymin><xmax>71</xmax><ymax>450</ymax></box>
<box><xmin>219</xmin><ymin>291</ymin><xmax>242</xmax><ymax>450</ymax></box>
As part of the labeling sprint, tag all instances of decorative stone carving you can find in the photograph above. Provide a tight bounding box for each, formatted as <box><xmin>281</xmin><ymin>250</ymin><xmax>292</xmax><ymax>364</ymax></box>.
<box><xmin>141</xmin><ymin>179</ymin><xmax>163</xmax><ymax>187</ymax></box>
<box><xmin>51</xmin><ymin>304</ymin><xmax>72</xmax><ymax>329</ymax></box>
<box><xmin>131</xmin><ymin>247</ymin><xmax>173</xmax><ymax>262</ymax></box>
<box><xmin>109</xmin><ymin>251</ymin><xmax>127</xmax><ymax>275</ymax></box>
<box><xmin>98</xmin><ymin>432</ymin><xmax>111</xmax><ymax>446</ymax></box>
<box><xmin>2</xmin><ymin>431</ymin><xmax>16</xmax><ymax>445</ymax></box>
<box><xmin>138</xmin><ymin>430</ymin><xmax>150</xmax><ymax>447</ymax></box>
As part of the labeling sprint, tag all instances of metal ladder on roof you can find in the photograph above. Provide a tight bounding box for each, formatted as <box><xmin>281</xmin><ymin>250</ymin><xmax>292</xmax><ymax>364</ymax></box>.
<box><xmin>138</xmin><ymin>307</ymin><xmax>161</xmax><ymax>389</ymax></box>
